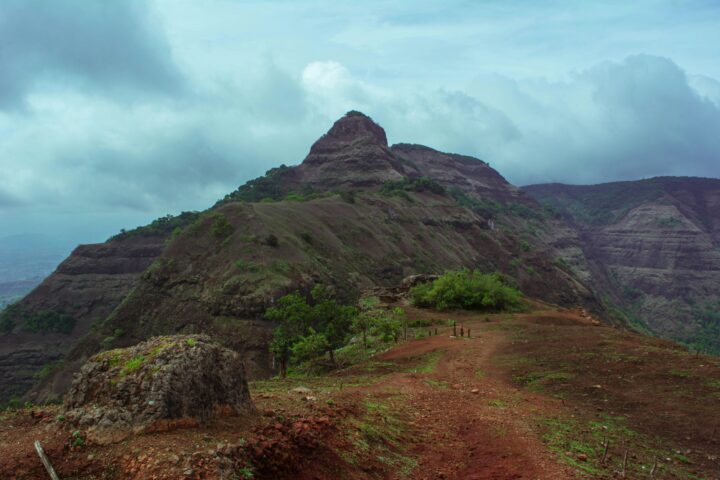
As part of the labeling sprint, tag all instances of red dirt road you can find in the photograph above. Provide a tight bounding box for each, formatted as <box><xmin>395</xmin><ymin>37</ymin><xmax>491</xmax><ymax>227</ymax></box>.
<box><xmin>376</xmin><ymin>323</ymin><xmax>576</xmax><ymax>480</ymax></box>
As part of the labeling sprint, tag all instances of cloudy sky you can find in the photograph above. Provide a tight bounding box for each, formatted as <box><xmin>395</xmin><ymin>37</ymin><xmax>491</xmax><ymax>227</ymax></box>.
<box><xmin>1</xmin><ymin>0</ymin><xmax>720</xmax><ymax>246</ymax></box>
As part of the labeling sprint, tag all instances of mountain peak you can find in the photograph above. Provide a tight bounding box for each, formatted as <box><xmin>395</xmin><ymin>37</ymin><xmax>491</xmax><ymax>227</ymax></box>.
<box><xmin>309</xmin><ymin>111</ymin><xmax>388</xmax><ymax>155</ymax></box>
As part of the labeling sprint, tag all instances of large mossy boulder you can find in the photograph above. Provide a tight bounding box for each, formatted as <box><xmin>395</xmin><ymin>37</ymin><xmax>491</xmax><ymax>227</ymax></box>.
<box><xmin>64</xmin><ymin>335</ymin><xmax>254</xmax><ymax>441</ymax></box>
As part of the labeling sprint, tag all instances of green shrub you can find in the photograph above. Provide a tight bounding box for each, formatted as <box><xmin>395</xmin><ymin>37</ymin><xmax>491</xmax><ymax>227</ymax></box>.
<box><xmin>22</xmin><ymin>310</ymin><xmax>76</xmax><ymax>334</ymax></box>
<box><xmin>448</xmin><ymin>188</ymin><xmax>502</xmax><ymax>218</ymax></box>
<box><xmin>371</xmin><ymin>312</ymin><xmax>402</xmax><ymax>343</ymax></box>
<box><xmin>381</xmin><ymin>177</ymin><xmax>445</xmax><ymax>198</ymax></box>
<box><xmin>291</xmin><ymin>329</ymin><xmax>330</xmax><ymax>363</ymax></box>
<box><xmin>410</xmin><ymin>270</ymin><xmax>523</xmax><ymax>312</ymax></box>
<box><xmin>210</xmin><ymin>213</ymin><xmax>235</xmax><ymax>239</ymax></box>
<box><xmin>101</xmin><ymin>329</ymin><xmax>124</xmax><ymax>350</ymax></box>
<box><xmin>0</xmin><ymin>303</ymin><xmax>77</xmax><ymax>334</ymax></box>
<box><xmin>0</xmin><ymin>307</ymin><xmax>16</xmax><ymax>334</ymax></box>
<box><xmin>109</xmin><ymin>211</ymin><xmax>200</xmax><ymax>241</ymax></box>
<box><xmin>217</xmin><ymin>164</ymin><xmax>293</xmax><ymax>205</ymax></box>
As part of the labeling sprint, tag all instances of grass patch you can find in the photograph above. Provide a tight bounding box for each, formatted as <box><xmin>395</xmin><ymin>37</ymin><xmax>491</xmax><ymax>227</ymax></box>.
<box><xmin>120</xmin><ymin>355</ymin><xmax>145</xmax><ymax>376</ymax></box>
<box><xmin>340</xmin><ymin>396</ymin><xmax>417</xmax><ymax>477</ymax></box>
<box><xmin>423</xmin><ymin>379</ymin><xmax>450</xmax><ymax>389</ymax></box>
<box><xmin>540</xmin><ymin>414</ymin><xmax>698</xmax><ymax>478</ymax></box>
<box><xmin>405</xmin><ymin>351</ymin><xmax>443</xmax><ymax>374</ymax></box>
<box><xmin>514</xmin><ymin>370</ymin><xmax>575</xmax><ymax>392</ymax></box>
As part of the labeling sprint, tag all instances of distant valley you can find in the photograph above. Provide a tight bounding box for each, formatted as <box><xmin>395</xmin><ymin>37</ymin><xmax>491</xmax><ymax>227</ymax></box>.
<box><xmin>0</xmin><ymin>234</ymin><xmax>76</xmax><ymax>308</ymax></box>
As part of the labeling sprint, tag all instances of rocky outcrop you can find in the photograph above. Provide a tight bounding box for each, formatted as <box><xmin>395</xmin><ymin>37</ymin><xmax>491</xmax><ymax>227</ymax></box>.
<box><xmin>525</xmin><ymin>177</ymin><xmax>720</xmax><ymax>349</ymax></box>
<box><xmin>64</xmin><ymin>335</ymin><xmax>254</xmax><ymax>442</ymax></box>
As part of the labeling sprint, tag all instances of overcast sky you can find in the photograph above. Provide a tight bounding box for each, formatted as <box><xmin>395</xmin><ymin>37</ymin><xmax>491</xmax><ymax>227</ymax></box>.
<box><xmin>1</xmin><ymin>0</ymin><xmax>720</xmax><ymax>245</ymax></box>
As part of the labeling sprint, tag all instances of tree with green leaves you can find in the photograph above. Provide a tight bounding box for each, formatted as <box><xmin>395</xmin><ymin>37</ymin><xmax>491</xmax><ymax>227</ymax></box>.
<box><xmin>266</xmin><ymin>293</ymin><xmax>313</xmax><ymax>377</ymax></box>
<box><xmin>393</xmin><ymin>307</ymin><xmax>408</xmax><ymax>341</ymax></box>
<box><xmin>308</xmin><ymin>285</ymin><xmax>356</xmax><ymax>365</ymax></box>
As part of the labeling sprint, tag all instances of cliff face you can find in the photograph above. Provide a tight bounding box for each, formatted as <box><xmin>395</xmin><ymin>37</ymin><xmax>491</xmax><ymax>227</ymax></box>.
<box><xmin>4</xmin><ymin>111</ymin><xmax>601</xmax><ymax>404</ymax></box>
<box><xmin>0</xmin><ymin>237</ymin><xmax>164</xmax><ymax>403</ymax></box>
<box><xmin>525</xmin><ymin>177</ymin><xmax>720</xmax><ymax>350</ymax></box>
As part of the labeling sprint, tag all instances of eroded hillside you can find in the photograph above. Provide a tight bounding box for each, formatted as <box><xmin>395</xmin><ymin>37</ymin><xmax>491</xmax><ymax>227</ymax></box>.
<box><xmin>1</xmin><ymin>112</ymin><xmax>600</xmax><ymax>404</ymax></box>
<box><xmin>525</xmin><ymin>177</ymin><xmax>720</xmax><ymax>351</ymax></box>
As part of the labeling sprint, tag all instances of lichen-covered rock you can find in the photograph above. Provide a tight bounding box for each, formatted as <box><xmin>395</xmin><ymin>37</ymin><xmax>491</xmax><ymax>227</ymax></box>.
<box><xmin>63</xmin><ymin>335</ymin><xmax>254</xmax><ymax>441</ymax></box>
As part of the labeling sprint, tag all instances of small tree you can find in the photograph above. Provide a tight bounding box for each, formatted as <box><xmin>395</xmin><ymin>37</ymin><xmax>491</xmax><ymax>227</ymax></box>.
<box><xmin>265</xmin><ymin>293</ymin><xmax>313</xmax><ymax>377</ymax></box>
<box><xmin>312</xmin><ymin>289</ymin><xmax>356</xmax><ymax>365</ymax></box>
<box><xmin>269</xmin><ymin>327</ymin><xmax>293</xmax><ymax>378</ymax></box>
<box><xmin>352</xmin><ymin>312</ymin><xmax>374</xmax><ymax>349</ymax></box>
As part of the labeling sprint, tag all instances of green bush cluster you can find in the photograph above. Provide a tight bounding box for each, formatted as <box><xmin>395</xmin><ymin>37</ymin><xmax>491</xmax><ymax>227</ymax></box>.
<box><xmin>283</xmin><ymin>187</ymin><xmax>328</xmax><ymax>202</ymax></box>
<box><xmin>0</xmin><ymin>306</ymin><xmax>16</xmax><ymax>334</ymax></box>
<box><xmin>267</xmin><ymin>285</ymin><xmax>357</xmax><ymax>377</ymax></box>
<box><xmin>24</xmin><ymin>310</ymin><xmax>77</xmax><ymax>334</ymax></box>
<box><xmin>109</xmin><ymin>211</ymin><xmax>200</xmax><ymax>241</ymax></box>
<box><xmin>447</xmin><ymin>188</ymin><xmax>503</xmax><ymax>218</ymax></box>
<box><xmin>686</xmin><ymin>302</ymin><xmax>720</xmax><ymax>354</ymax></box>
<box><xmin>448</xmin><ymin>187</ymin><xmax>544</xmax><ymax>220</ymax></box>
<box><xmin>381</xmin><ymin>177</ymin><xmax>446</xmax><ymax>198</ymax></box>
<box><xmin>0</xmin><ymin>305</ymin><xmax>76</xmax><ymax>335</ymax></box>
<box><xmin>217</xmin><ymin>164</ymin><xmax>294</xmax><ymax>204</ymax></box>
<box><xmin>411</xmin><ymin>270</ymin><xmax>523</xmax><ymax>312</ymax></box>
<box><xmin>210</xmin><ymin>212</ymin><xmax>235</xmax><ymax>238</ymax></box>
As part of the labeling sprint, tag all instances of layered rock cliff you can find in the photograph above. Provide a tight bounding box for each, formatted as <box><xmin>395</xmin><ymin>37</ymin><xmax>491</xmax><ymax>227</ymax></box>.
<box><xmin>525</xmin><ymin>177</ymin><xmax>720</xmax><ymax>351</ymax></box>
<box><xmin>0</xmin><ymin>237</ymin><xmax>164</xmax><ymax>403</ymax></box>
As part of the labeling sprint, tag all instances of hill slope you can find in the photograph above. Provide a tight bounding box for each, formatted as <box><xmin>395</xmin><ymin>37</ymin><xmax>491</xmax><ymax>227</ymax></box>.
<box><xmin>1</xmin><ymin>112</ymin><xmax>599</xmax><ymax>404</ymax></box>
<box><xmin>525</xmin><ymin>177</ymin><xmax>720</xmax><ymax>351</ymax></box>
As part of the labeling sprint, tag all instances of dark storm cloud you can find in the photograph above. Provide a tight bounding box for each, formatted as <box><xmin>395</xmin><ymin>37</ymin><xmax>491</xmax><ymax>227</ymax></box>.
<box><xmin>84</xmin><ymin>130</ymin><xmax>240</xmax><ymax>211</ymax></box>
<box><xmin>0</xmin><ymin>0</ymin><xmax>181</xmax><ymax>109</ymax></box>
<box><xmin>2</xmin><ymin>0</ymin><xmax>720</xmax><ymax>245</ymax></box>
<box><xmin>575</xmin><ymin>55</ymin><xmax>720</xmax><ymax>181</ymax></box>
<box><xmin>464</xmin><ymin>54</ymin><xmax>720</xmax><ymax>185</ymax></box>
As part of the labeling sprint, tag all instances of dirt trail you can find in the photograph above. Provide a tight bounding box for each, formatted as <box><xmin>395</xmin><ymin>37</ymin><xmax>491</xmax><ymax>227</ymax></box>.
<box><xmin>375</xmin><ymin>317</ymin><xmax>578</xmax><ymax>480</ymax></box>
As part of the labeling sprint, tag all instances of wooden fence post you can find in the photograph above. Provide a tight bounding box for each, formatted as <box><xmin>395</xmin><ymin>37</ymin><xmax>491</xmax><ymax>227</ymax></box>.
<box><xmin>34</xmin><ymin>440</ymin><xmax>60</xmax><ymax>480</ymax></box>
